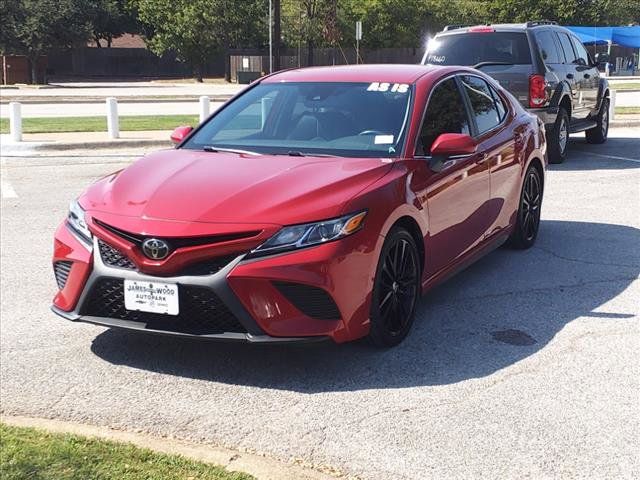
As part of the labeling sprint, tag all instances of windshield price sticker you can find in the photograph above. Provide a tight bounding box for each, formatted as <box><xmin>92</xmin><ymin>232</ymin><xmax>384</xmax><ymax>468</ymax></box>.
<box><xmin>367</xmin><ymin>82</ymin><xmax>409</xmax><ymax>93</ymax></box>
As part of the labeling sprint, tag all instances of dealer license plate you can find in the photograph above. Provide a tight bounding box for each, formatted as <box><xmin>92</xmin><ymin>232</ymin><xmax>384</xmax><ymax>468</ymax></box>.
<box><xmin>123</xmin><ymin>280</ymin><xmax>179</xmax><ymax>316</ymax></box>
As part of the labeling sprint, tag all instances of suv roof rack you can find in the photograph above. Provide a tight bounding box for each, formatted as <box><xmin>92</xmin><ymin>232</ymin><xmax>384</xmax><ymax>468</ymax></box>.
<box><xmin>443</xmin><ymin>24</ymin><xmax>471</xmax><ymax>31</ymax></box>
<box><xmin>525</xmin><ymin>20</ymin><xmax>558</xmax><ymax>27</ymax></box>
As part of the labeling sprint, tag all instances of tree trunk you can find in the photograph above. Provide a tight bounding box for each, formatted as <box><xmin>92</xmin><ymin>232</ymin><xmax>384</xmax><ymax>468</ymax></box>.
<box><xmin>107</xmin><ymin>36</ymin><xmax>112</xmax><ymax>48</ymax></box>
<box><xmin>28</xmin><ymin>55</ymin><xmax>37</xmax><ymax>84</ymax></box>
<box><xmin>95</xmin><ymin>35</ymin><xmax>102</xmax><ymax>48</ymax></box>
<box><xmin>194</xmin><ymin>63</ymin><xmax>204</xmax><ymax>83</ymax></box>
<box><xmin>307</xmin><ymin>39</ymin><xmax>314</xmax><ymax>67</ymax></box>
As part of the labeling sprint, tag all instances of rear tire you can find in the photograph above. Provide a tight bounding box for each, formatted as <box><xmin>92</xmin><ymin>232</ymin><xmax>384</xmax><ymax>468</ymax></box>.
<box><xmin>585</xmin><ymin>98</ymin><xmax>609</xmax><ymax>144</ymax></box>
<box><xmin>548</xmin><ymin>107</ymin><xmax>569</xmax><ymax>164</ymax></box>
<box><xmin>507</xmin><ymin>165</ymin><xmax>543</xmax><ymax>249</ymax></box>
<box><xmin>368</xmin><ymin>227</ymin><xmax>420</xmax><ymax>348</ymax></box>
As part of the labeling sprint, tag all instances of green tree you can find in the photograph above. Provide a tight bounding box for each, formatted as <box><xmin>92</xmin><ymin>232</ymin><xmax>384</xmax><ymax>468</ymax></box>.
<box><xmin>0</xmin><ymin>0</ymin><xmax>92</xmax><ymax>83</ymax></box>
<box><xmin>132</xmin><ymin>0</ymin><xmax>266</xmax><ymax>81</ymax></box>
<box><xmin>88</xmin><ymin>0</ymin><xmax>140</xmax><ymax>47</ymax></box>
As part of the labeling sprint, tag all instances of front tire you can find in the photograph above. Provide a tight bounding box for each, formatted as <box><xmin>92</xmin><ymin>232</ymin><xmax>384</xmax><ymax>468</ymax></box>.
<box><xmin>548</xmin><ymin>107</ymin><xmax>569</xmax><ymax>164</ymax></box>
<box><xmin>368</xmin><ymin>228</ymin><xmax>420</xmax><ymax>348</ymax></box>
<box><xmin>585</xmin><ymin>98</ymin><xmax>609</xmax><ymax>144</ymax></box>
<box><xmin>508</xmin><ymin>165</ymin><xmax>543</xmax><ymax>249</ymax></box>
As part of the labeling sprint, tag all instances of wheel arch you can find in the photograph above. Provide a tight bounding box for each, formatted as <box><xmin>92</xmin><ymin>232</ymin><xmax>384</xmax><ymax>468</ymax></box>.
<box><xmin>526</xmin><ymin>156</ymin><xmax>545</xmax><ymax>194</ymax></box>
<box><xmin>388</xmin><ymin>215</ymin><xmax>426</xmax><ymax>275</ymax></box>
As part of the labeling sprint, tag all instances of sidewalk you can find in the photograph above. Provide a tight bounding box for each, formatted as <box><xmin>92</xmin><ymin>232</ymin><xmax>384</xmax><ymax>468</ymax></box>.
<box><xmin>2</xmin><ymin>117</ymin><xmax>639</xmax><ymax>156</ymax></box>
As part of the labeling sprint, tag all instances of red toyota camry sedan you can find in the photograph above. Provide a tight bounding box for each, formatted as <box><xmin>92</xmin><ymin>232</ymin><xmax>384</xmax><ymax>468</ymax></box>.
<box><xmin>52</xmin><ymin>65</ymin><xmax>546</xmax><ymax>347</ymax></box>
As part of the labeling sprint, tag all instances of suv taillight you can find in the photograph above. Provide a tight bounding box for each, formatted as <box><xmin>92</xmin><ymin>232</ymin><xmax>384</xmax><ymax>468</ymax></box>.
<box><xmin>529</xmin><ymin>74</ymin><xmax>547</xmax><ymax>108</ymax></box>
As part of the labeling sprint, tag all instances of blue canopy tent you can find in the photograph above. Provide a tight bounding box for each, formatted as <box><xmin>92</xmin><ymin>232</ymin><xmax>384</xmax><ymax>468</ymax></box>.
<box><xmin>565</xmin><ymin>26</ymin><xmax>640</xmax><ymax>48</ymax></box>
<box><xmin>566</xmin><ymin>26</ymin><xmax>640</xmax><ymax>74</ymax></box>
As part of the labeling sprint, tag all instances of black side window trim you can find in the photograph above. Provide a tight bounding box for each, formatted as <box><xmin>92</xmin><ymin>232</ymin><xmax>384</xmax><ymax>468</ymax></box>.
<box><xmin>413</xmin><ymin>73</ymin><xmax>475</xmax><ymax>158</ymax></box>
<box><xmin>458</xmin><ymin>74</ymin><xmax>508</xmax><ymax>138</ymax></box>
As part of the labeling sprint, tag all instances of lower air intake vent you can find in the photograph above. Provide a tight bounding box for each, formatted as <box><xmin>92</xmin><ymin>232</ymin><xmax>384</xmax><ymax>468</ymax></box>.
<box><xmin>53</xmin><ymin>261</ymin><xmax>73</xmax><ymax>290</ymax></box>
<box><xmin>273</xmin><ymin>281</ymin><xmax>341</xmax><ymax>320</ymax></box>
<box><xmin>81</xmin><ymin>277</ymin><xmax>246</xmax><ymax>335</ymax></box>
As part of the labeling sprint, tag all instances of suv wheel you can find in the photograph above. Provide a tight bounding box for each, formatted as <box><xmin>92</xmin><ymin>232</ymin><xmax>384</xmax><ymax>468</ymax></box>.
<box><xmin>585</xmin><ymin>98</ymin><xmax>609</xmax><ymax>144</ymax></box>
<box><xmin>548</xmin><ymin>107</ymin><xmax>569</xmax><ymax>164</ymax></box>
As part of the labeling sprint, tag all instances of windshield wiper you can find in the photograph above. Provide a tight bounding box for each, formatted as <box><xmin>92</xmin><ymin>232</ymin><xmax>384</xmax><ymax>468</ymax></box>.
<box><xmin>472</xmin><ymin>61</ymin><xmax>515</xmax><ymax>69</ymax></box>
<box><xmin>286</xmin><ymin>151</ymin><xmax>336</xmax><ymax>158</ymax></box>
<box><xmin>203</xmin><ymin>145</ymin><xmax>261</xmax><ymax>156</ymax></box>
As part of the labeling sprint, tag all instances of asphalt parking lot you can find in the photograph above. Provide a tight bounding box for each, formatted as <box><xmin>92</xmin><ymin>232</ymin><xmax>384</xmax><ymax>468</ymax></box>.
<box><xmin>1</xmin><ymin>128</ymin><xmax>639</xmax><ymax>479</ymax></box>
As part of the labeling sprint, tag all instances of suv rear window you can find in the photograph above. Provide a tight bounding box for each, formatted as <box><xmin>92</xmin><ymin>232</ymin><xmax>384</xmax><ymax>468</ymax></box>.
<box><xmin>424</xmin><ymin>32</ymin><xmax>532</xmax><ymax>66</ymax></box>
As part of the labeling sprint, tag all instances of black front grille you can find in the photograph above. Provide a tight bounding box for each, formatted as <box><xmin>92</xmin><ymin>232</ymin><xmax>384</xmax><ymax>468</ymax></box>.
<box><xmin>98</xmin><ymin>239</ymin><xmax>136</xmax><ymax>270</ymax></box>
<box><xmin>53</xmin><ymin>261</ymin><xmax>73</xmax><ymax>290</ymax></box>
<box><xmin>81</xmin><ymin>277</ymin><xmax>246</xmax><ymax>335</ymax></box>
<box><xmin>273</xmin><ymin>281</ymin><xmax>341</xmax><ymax>320</ymax></box>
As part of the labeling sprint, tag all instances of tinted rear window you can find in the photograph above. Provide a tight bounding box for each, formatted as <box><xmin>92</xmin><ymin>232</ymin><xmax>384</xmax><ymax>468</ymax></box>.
<box><xmin>424</xmin><ymin>32</ymin><xmax>532</xmax><ymax>66</ymax></box>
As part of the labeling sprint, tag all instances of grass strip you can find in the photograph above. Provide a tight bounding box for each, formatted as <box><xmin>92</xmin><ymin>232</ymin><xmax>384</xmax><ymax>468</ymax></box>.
<box><xmin>0</xmin><ymin>115</ymin><xmax>198</xmax><ymax>134</ymax></box>
<box><xmin>0</xmin><ymin>422</ymin><xmax>254</xmax><ymax>480</ymax></box>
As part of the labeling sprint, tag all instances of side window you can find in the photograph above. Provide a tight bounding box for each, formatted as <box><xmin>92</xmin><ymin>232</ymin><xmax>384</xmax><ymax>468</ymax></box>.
<box><xmin>571</xmin><ymin>37</ymin><xmax>591</xmax><ymax>66</ymax></box>
<box><xmin>460</xmin><ymin>75</ymin><xmax>501</xmax><ymax>134</ymax></box>
<box><xmin>417</xmin><ymin>78</ymin><xmax>470</xmax><ymax>156</ymax></box>
<box><xmin>489</xmin><ymin>85</ymin><xmax>507</xmax><ymax>122</ymax></box>
<box><xmin>535</xmin><ymin>31</ymin><xmax>561</xmax><ymax>64</ymax></box>
<box><xmin>557</xmin><ymin>32</ymin><xmax>577</xmax><ymax>64</ymax></box>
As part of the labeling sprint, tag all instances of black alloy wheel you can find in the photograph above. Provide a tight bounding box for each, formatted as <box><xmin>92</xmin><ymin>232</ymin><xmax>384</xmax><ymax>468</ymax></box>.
<box><xmin>508</xmin><ymin>165</ymin><xmax>542</xmax><ymax>249</ymax></box>
<box><xmin>368</xmin><ymin>228</ymin><xmax>420</xmax><ymax>347</ymax></box>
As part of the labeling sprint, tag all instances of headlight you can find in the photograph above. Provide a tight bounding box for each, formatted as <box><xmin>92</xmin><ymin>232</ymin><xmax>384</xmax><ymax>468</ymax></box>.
<box><xmin>248</xmin><ymin>210</ymin><xmax>367</xmax><ymax>258</ymax></box>
<box><xmin>67</xmin><ymin>199</ymin><xmax>92</xmax><ymax>244</ymax></box>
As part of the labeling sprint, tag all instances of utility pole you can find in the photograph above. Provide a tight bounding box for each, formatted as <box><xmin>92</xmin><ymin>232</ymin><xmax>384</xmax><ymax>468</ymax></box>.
<box><xmin>356</xmin><ymin>21</ymin><xmax>362</xmax><ymax>64</ymax></box>
<box><xmin>273</xmin><ymin>0</ymin><xmax>281</xmax><ymax>71</ymax></box>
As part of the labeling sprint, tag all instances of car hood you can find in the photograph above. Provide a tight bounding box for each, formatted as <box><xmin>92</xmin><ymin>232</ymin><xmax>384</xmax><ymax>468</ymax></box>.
<box><xmin>81</xmin><ymin>148</ymin><xmax>393</xmax><ymax>227</ymax></box>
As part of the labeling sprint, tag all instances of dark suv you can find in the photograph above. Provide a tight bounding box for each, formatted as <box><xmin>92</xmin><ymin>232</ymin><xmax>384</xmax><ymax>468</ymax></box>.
<box><xmin>422</xmin><ymin>21</ymin><xmax>610</xmax><ymax>163</ymax></box>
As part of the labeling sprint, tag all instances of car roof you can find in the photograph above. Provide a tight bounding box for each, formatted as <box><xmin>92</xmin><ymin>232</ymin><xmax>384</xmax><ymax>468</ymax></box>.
<box><xmin>262</xmin><ymin>64</ymin><xmax>441</xmax><ymax>84</ymax></box>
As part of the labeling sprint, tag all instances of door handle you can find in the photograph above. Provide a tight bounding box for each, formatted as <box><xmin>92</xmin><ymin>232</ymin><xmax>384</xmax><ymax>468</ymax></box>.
<box><xmin>566</xmin><ymin>73</ymin><xmax>574</xmax><ymax>79</ymax></box>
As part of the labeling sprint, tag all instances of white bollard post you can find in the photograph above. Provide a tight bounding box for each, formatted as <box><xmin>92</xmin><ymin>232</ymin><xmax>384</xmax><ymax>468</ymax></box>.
<box><xmin>106</xmin><ymin>97</ymin><xmax>119</xmax><ymax>139</ymax></box>
<box><xmin>9</xmin><ymin>102</ymin><xmax>22</xmax><ymax>142</ymax></box>
<box><xmin>199</xmin><ymin>96</ymin><xmax>210</xmax><ymax>123</ymax></box>
<box><xmin>609</xmin><ymin>90</ymin><xmax>616</xmax><ymax>122</ymax></box>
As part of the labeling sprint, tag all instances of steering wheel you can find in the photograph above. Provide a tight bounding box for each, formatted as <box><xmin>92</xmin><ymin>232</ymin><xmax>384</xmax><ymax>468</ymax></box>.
<box><xmin>358</xmin><ymin>130</ymin><xmax>385</xmax><ymax>136</ymax></box>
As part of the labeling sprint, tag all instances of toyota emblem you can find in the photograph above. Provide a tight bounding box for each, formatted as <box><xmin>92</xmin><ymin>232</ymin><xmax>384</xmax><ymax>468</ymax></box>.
<box><xmin>141</xmin><ymin>238</ymin><xmax>171</xmax><ymax>260</ymax></box>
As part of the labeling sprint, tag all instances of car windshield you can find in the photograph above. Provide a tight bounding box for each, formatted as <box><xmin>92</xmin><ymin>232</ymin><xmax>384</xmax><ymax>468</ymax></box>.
<box><xmin>424</xmin><ymin>32</ymin><xmax>532</xmax><ymax>66</ymax></box>
<box><xmin>182</xmin><ymin>82</ymin><xmax>413</xmax><ymax>158</ymax></box>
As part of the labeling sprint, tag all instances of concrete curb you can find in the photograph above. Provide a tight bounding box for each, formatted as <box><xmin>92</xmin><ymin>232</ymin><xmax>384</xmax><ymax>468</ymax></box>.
<box><xmin>1</xmin><ymin>415</ymin><xmax>346</xmax><ymax>480</ymax></box>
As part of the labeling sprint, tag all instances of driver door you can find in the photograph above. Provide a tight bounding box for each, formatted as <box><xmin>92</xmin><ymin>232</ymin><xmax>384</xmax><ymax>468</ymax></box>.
<box><xmin>413</xmin><ymin>76</ymin><xmax>491</xmax><ymax>277</ymax></box>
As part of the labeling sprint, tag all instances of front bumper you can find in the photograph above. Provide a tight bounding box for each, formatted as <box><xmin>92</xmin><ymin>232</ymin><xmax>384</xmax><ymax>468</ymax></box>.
<box><xmin>50</xmin><ymin>305</ymin><xmax>328</xmax><ymax>343</ymax></box>
<box><xmin>52</xmin><ymin>220</ymin><xmax>379</xmax><ymax>343</ymax></box>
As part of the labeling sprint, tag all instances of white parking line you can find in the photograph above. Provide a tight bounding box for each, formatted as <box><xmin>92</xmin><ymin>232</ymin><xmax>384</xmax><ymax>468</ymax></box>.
<box><xmin>580</xmin><ymin>151</ymin><xmax>640</xmax><ymax>164</ymax></box>
<box><xmin>1</xmin><ymin>177</ymin><xmax>18</xmax><ymax>198</ymax></box>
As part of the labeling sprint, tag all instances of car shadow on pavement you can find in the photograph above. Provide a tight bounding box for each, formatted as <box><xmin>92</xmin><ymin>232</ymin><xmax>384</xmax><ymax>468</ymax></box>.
<box><xmin>556</xmin><ymin>136</ymin><xmax>640</xmax><ymax>171</ymax></box>
<box><xmin>91</xmin><ymin>220</ymin><xmax>639</xmax><ymax>393</ymax></box>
